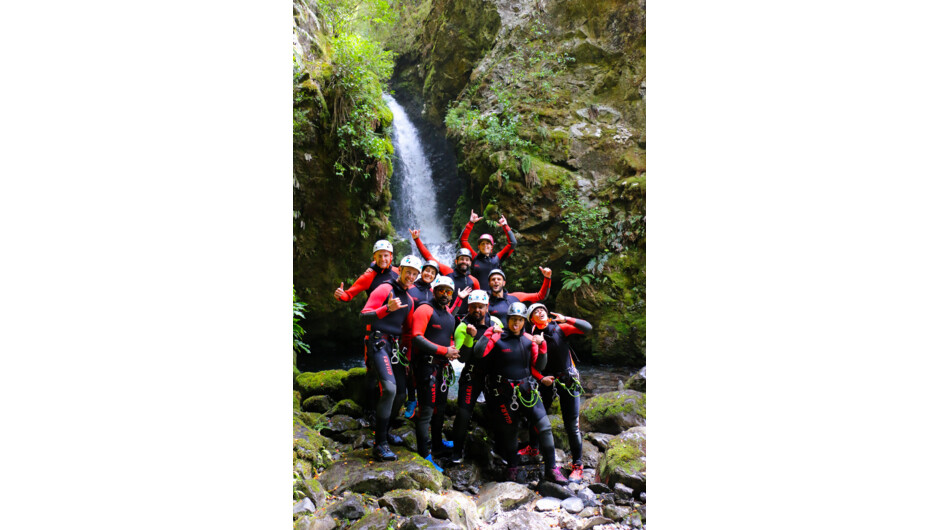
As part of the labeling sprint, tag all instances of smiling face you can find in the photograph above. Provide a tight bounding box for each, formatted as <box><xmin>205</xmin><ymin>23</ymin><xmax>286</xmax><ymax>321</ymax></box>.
<box><xmin>433</xmin><ymin>286</ymin><xmax>453</xmax><ymax>307</ymax></box>
<box><xmin>467</xmin><ymin>302</ymin><xmax>488</xmax><ymax>322</ymax></box>
<box><xmin>398</xmin><ymin>266</ymin><xmax>419</xmax><ymax>289</ymax></box>
<box><xmin>488</xmin><ymin>274</ymin><xmax>505</xmax><ymax>293</ymax></box>
<box><xmin>455</xmin><ymin>255</ymin><xmax>471</xmax><ymax>273</ymax></box>
<box><xmin>374</xmin><ymin>250</ymin><xmax>393</xmax><ymax>270</ymax></box>
<box><xmin>421</xmin><ymin>266</ymin><xmax>438</xmax><ymax>283</ymax></box>
<box><xmin>507</xmin><ymin>315</ymin><xmax>526</xmax><ymax>334</ymax></box>
<box><xmin>478</xmin><ymin>240</ymin><xmax>494</xmax><ymax>255</ymax></box>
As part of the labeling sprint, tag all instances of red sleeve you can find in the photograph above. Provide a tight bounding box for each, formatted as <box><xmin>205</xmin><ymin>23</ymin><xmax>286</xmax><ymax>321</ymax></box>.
<box><xmin>527</xmin><ymin>335</ymin><xmax>547</xmax><ymax>380</ymax></box>
<box><xmin>471</xmin><ymin>276</ymin><xmax>480</xmax><ymax>289</ymax></box>
<box><xmin>412</xmin><ymin>304</ymin><xmax>433</xmax><ymax>337</ymax></box>
<box><xmin>511</xmin><ymin>276</ymin><xmax>551</xmax><ymax>302</ymax></box>
<box><xmin>403</xmin><ymin>296</ymin><xmax>417</xmax><ymax>358</ymax></box>
<box><xmin>439</xmin><ymin>262</ymin><xmax>454</xmax><ymax>275</ymax></box>
<box><xmin>559</xmin><ymin>322</ymin><xmax>585</xmax><ymax>337</ymax></box>
<box><xmin>460</xmin><ymin>222</ymin><xmax>477</xmax><ymax>257</ymax></box>
<box><xmin>496</xmin><ymin>224</ymin><xmax>514</xmax><ymax>260</ymax></box>
<box><xmin>341</xmin><ymin>268</ymin><xmax>376</xmax><ymax>301</ymax></box>
<box><xmin>414</xmin><ymin>237</ymin><xmax>434</xmax><ymax>262</ymax></box>
<box><xmin>361</xmin><ymin>283</ymin><xmax>393</xmax><ymax>318</ymax></box>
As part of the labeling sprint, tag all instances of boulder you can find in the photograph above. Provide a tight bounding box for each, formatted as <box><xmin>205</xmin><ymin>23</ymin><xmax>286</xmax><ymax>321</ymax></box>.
<box><xmin>584</xmin><ymin>433</ymin><xmax>614</xmax><ymax>450</ymax></box>
<box><xmin>293</xmin><ymin>498</ymin><xmax>316</xmax><ymax>516</ymax></box>
<box><xmin>320</xmin><ymin>414</ymin><xmax>361</xmax><ymax>439</ymax></box>
<box><xmin>596</xmin><ymin>430</ymin><xmax>646</xmax><ymax>493</ymax></box>
<box><xmin>538</xmin><ymin>480</ymin><xmax>575</xmax><ymax>500</ymax></box>
<box><xmin>626</xmin><ymin>367</ymin><xmax>646</xmax><ymax>392</ymax></box>
<box><xmin>328</xmin><ymin>398</ymin><xmax>364</xmax><ymax>418</ymax></box>
<box><xmin>293</xmin><ymin>432</ymin><xmax>334</xmax><ymax>470</ymax></box>
<box><xmin>476</xmin><ymin>481</ymin><xmax>536</xmax><ymax>521</ymax></box>
<box><xmin>293</xmin><ymin>515</ymin><xmax>336</xmax><ymax>530</ymax></box>
<box><xmin>535</xmin><ymin>497</ymin><xmax>562</xmax><ymax>511</ymax></box>
<box><xmin>577</xmin><ymin>516</ymin><xmax>615</xmax><ymax>530</ymax></box>
<box><xmin>303</xmin><ymin>395</ymin><xmax>335</xmax><ymax>413</ymax></box>
<box><xmin>426</xmin><ymin>490</ymin><xmax>483</xmax><ymax>529</ymax></box>
<box><xmin>349</xmin><ymin>508</ymin><xmax>394</xmax><ymax>530</ymax></box>
<box><xmin>318</xmin><ymin>448</ymin><xmax>449</xmax><ymax>496</ymax></box>
<box><xmin>580</xmin><ymin>440</ymin><xmax>601</xmax><ymax>468</ymax></box>
<box><xmin>297</xmin><ymin>477</ymin><xmax>327</xmax><ymax>509</ymax></box>
<box><xmin>297</xmin><ymin>411</ymin><xmax>328</xmax><ymax>429</ymax></box>
<box><xmin>579</xmin><ymin>390</ymin><xmax>646</xmax><ymax>434</ymax></box>
<box><xmin>587</xmin><ymin>483</ymin><xmax>611</xmax><ymax>494</ymax></box>
<box><xmin>576</xmin><ymin>487</ymin><xmax>598</xmax><ymax>507</ymax></box>
<box><xmin>398</xmin><ymin>515</ymin><xmax>462</xmax><ymax>530</ymax></box>
<box><xmin>602</xmin><ymin>504</ymin><xmax>631</xmax><ymax>521</ymax></box>
<box><xmin>379</xmin><ymin>489</ymin><xmax>428</xmax><ymax>516</ymax></box>
<box><xmin>490</xmin><ymin>510</ymin><xmax>553</xmax><ymax>530</ymax></box>
<box><xmin>443</xmin><ymin>460</ymin><xmax>484</xmax><ymax>494</ymax></box>
<box><xmin>577</xmin><ymin>507</ymin><xmax>599</xmax><ymax>518</ymax></box>
<box><xmin>296</xmin><ymin>370</ymin><xmax>349</xmax><ymax>400</ymax></box>
<box><xmin>561</xmin><ymin>496</ymin><xmax>584</xmax><ymax>513</ymax></box>
<box><xmin>326</xmin><ymin>493</ymin><xmax>369</xmax><ymax>520</ymax></box>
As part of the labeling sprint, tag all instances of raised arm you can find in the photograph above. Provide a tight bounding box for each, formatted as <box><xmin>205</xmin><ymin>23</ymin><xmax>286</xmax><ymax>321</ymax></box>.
<box><xmin>334</xmin><ymin>267</ymin><xmax>377</xmax><ymax>301</ymax></box>
<box><xmin>552</xmin><ymin>312</ymin><xmax>593</xmax><ymax>336</ymax></box>
<box><xmin>459</xmin><ymin>210</ymin><xmax>482</xmax><ymax>257</ymax></box>
<box><xmin>411</xmin><ymin>229</ymin><xmax>454</xmax><ymax>275</ymax></box>
<box><xmin>496</xmin><ymin>216</ymin><xmax>516</xmax><ymax>260</ymax></box>
<box><xmin>511</xmin><ymin>267</ymin><xmax>552</xmax><ymax>302</ymax></box>
<box><xmin>527</xmin><ymin>332</ymin><xmax>548</xmax><ymax>379</ymax></box>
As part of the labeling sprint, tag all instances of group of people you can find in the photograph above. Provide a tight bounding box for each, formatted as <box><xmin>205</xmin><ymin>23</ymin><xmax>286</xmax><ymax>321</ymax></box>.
<box><xmin>332</xmin><ymin>211</ymin><xmax>591</xmax><ymax>485</ymax></box>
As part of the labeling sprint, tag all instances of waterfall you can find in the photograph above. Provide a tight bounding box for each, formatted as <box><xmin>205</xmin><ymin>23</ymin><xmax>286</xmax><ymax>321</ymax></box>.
<box><xmin>384</xmin><ymin>94</ymin><xmax>457</xmax><ymax>265</ymax></box>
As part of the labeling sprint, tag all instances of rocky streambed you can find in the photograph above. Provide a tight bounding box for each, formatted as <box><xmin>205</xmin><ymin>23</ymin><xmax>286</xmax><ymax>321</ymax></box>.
<box><xmin>293</xmin><ymin>367</ymin><xmax>647</xmax><ymax>529</ymax></box>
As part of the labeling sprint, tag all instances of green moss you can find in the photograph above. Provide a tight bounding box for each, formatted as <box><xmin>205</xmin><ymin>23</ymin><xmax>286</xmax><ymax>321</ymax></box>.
<box><xmin>581</xmin><ymin>391</ymin><xmax>647</xmax><ymax>427</ymax></box>
<box><xmin>296</xmin><ymin>369</ymin><xmax>349</xmax><ymax>399</ymax></box>
<box><xmin>598</xmin><ymin>435</ymin><xmax>645</xmax><ymax>479</ymax></box>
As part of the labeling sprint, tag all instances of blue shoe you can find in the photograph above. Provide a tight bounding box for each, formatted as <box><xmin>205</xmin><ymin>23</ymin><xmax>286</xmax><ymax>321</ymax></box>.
<box><xmin>424</xmin><ymin>455</ymin><xmax>443</xmax><ymax>473</ymax></box>
<box><xmin>441</xmin><ymin>439</ymin><xmax>453</xmax><ymax>448</ymax></box>
<box><xmin>404</xmin><ymin>400</ymin><xmax>417</xmax><ymax>419</ymax></box>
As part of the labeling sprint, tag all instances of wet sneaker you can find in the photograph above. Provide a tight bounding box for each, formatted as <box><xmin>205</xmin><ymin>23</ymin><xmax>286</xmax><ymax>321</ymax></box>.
<box><xmin>387</xmin><ymin>432</ymin><xmax>404</xmax><ymax>445</ymax></box>
<box><xmin>372</xmin><ymin>443</ymin><xmax>397</xmax><ymax>461</ymax></box>
<box><xmin>568</xmin><ymin>463</ymin><xmax>584</xmax><ymax>483</ymax></box>
<box><xmin>439</xmin><ymin>439</ymin><xmax>454</xmax><ymax>448</ymax></box>
<box><xmin>424</xmin><ymin>455</ymin><xmax>443</xmax><ymax>472</ymax></box>
<box><xmin>548</xmin><ymin>465</ymin><xmax>569</xmax><ymax>484</ymax></box>
<box><xmin>517</xmin><ymin>445</ymin><xmax>540</xmax><ymax>457</ymax></box>
<box><xmin>404</xmin><ymin>400</ymin><xmax>417</xmax><ymax>419</ymax></box>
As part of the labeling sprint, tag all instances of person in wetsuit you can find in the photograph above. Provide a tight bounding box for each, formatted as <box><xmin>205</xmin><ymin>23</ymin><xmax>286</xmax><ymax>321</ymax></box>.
<box><xmin>473</xmin><ymin>302</ymin><xmax>569</xmax><ymax>484</ymax></box>
<box><xmin>410</xmin><ymin>275</ymin><xmax>461</xmax><ymax>472</ymax></box>
<box><xmin>411</xmin><ymin>229</ymin><xmax>480</xmax><ymax>320</ymax></box>
<box><xmin>360</xmin><ymin>254</ymin><xmax>423</xmax><ymax>461</ymax></box>
<box><xmin>333</xmin><ymin>239</ymin><xmax>399</xmax><ymax>302</ymax></box>
<box><xmin>448</xmin><ymin>289</ymin><xmax>503</xmax><ymax>465</ymax></box>
<box><xmin>486</xmin><ymin>267</ymin><xmax>552</xmax><ymax>324</ymax></box>
<box><xmin>402</xmin><ymin>259</ymin><xmax>440</xmax><ymax>419</ymax></box>
<box><xmin>519</xmin><ymin>303</ymin><xmax>593</xmax><ymax>483</ymax></box>
<box><xmin>459</xmin><ymin>210</ymin><xmax>518</xmax><ymax>288</ymax></box>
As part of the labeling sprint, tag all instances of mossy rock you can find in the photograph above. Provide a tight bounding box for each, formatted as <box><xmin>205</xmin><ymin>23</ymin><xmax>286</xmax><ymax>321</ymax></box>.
<box><xmin>318</xmin><ymin>447</ymin><xmax>450</xmax><ymax>496</ymax></box>
<box><xmin>342</xmin><ymin>367</ymin><xmax>369</xmax><ymax>404</ymax></box>
<box><xmin>548</xmin><ymin>414</ymin><xmax>570</xmax><ymax>452</ymax></box>
<box><xmin>296</xmin><ymin>369</ymin><xmax>349</xmax><ymax>400</ymax></box>
<box><xmin>378</xmin><ymin>489</ymin><xmax>428</xmax><ymax>516</ymax></box>
<box><xmin>349</xmin><ymin>507</ymin><xmax>395</xmax><ymax>530</ymax></box>
<box><xmin>327</xmin><ymin>398</ymin><xmax>364</xmax><ymax>417</ymax></box>
<box><xmin>303</xmin><ymin>394</ymin><xmax>335</xmax><ymax>413</ymax></box>
<box><xmin>595</xmin><ymin>430</ymin><xmax>646</xmax><ymax>492</ymax></box>
<box><xmin>297</xmin><ymin>412</ymin><xmax>327</xmax><ymax>430</ymax></box>
<box><xmin>293</xmin><ymin>390</ymin><xmax>303</xmax><ymax>412</ymax></box>
<box><xmin>294</xmin><ymin>431</ymin><xmax>335</xmax><ymax>470</ymax></box>
<box><xmin>579</xmin><ymin>389</ymin><xmax>646</xmax><ymax>434</ymax></box>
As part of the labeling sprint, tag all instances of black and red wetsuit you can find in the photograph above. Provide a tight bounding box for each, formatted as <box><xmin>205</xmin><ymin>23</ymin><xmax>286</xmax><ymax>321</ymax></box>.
<box><xmin>414</xmin><ymin>237</ymin><xmax>480</xmax><ymax>319</ymax></box>
<box><xmin>360</xmin><ymin>279</ymin><xmax>415</xmax><ymax>447</ymax></box>
<box><xmin>459</xmin><ymin>222</ymin><xmax>517</xmax><ymax>288</ymax></box>
<box><xmin>450</xmin><ymin>312</ymin><xmax>502</xmax><ymax>460</ymax></box>
<box><xmin>411</xmin><ymin>298</ymin><xmax>457</xmax><ymax>457</ymax></box>
<box><xmin>474</xmin><ymin>327</ymin><xmax>557</xmax><ymax>472</ymax></box>
<box><xmin>408</xmin><ymin>278</ymin><xmax>434</xmax><ymax>305</ymax></box>
<box><xmin>487</xmin><ymin>275</ymin><xmax>551</xmax><ymax>324</ymax></box>
<box><xmin>337</xmin><ymin>262</ymin><xmax>400</xmax><ymax>303</ymax></box>
<box><xmin>526</xmin><ymin>318</ymin><xmax>593</xmax><ymax>465</ymax></box>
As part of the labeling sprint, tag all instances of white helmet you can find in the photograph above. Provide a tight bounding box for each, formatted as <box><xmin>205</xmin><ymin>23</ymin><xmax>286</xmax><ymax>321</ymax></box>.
<box><xmin>507</xmin><ymin>302</ymin><xmax>528</xmax><ymax>319</ymax></box>
<box><xmin>526</xmin><ymin>303</ymin><xmax>547</xmax><ymax>320</ymax></box>
<box><xmin>467</xmin><ymin>289</ymin><xmax>489</xmax><ymax>305</ymax></box>
<box><xmin>373</xmin><ymin>240</ymin><xmax>393</xmax><ymax>254</ymax></box>
<box><xmin>423</xmin><ymin>260</ymin><xmax>440</xmax><ymax>274</ymax></box>
<box><xmin>399</xmin><ymin>254</ymin><xmax>423</xmax><ymax>272</ymax></box>
<box><xmin>431</xmin><ymin>276</ymin><xmax>455</xmax><ymax>292</ymax></box>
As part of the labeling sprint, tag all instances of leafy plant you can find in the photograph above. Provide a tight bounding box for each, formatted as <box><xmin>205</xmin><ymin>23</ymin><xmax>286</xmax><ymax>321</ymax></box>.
<box><xmin>294</xmin><ymin>288</ymin><xmax>310</xmax><ymax>355</ymax></box>
<box><xmin>560</xmin><ymin>270</ymin><xmax>596</xmax><ymax>292</ymax></box>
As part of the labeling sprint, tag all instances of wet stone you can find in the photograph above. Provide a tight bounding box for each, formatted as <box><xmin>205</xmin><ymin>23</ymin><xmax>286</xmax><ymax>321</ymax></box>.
<box><xmin>602</xmin><ymin>504</ymin><xmax>631</xmax><ymax>521</ymax></box>
<box><xmin>577</xmin><ymin>487</ymin><xmax>598</xmax><ymax>507</ymax></box>
<box><xmin>587</xmin><ymin>483</ymin><xmax>612</xmax><ymax>494</ymax></box>
<box><xmin>327</xmin><ymin>399</ymin><xmax>363</xmax><ymax>417</ymax></box>
<box><xmin>535</xmin><ymin>497</ymin><xmax>562</xmax><ymax>511</ymax></box>
<box><xmin>539</xmin><ymin>480</ymin><xmax>575</xmax><ymax>500</ymax></box>
<box><xmin>320</xmin><ymin>415</ymin><xmax>360</xmax><ymax>438</ymax></box>
<box><xmin>577</xmin><ymin>507</ymin><xmax>599</xmax><ymax>518</ymax></box>
<box><xmin>302</xmin><ymin>395</ymin><xmax>335</xmax><ymax>413</ymax></box>
<box><xmin>562</xmin><ymin>496</ymin><xmax>584</xmax><ymax>513</ymax></box>
<box><xmin>292</xmin><ymin>498</ymin><xmax>316</xmax><ymax>515</ymax></box>
<box><xmin>398</xmin><ymin>515</ymin><xmax>462</xmax><ymax>530</ymax></box>
<box><xmin>379</xmin><ymin>489</ymin><xmax>428</xmax><ymax>516</ymax></box>
<box><xmin>327</xmin><ymin>493</ymin><xmax>368</xmax><ymax>520</ymax></box>
<box><xmin>578</xmin><ymin>515</ymin><xmax>615</xmax><ymax>529</ymax></box>
<box><xmin>615</xmin><ymin>483</ymin><xmax>635</xmax><ymax>501</ymax></box>
<box><xmin>584</xmin><ymin>433</ymin><xmax>614</xmax><ymax>450</ymax></box>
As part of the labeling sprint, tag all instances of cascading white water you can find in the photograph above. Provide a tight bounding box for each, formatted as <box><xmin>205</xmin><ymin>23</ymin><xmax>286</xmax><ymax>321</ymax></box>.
<box><xmin>384</xmin><ymin>94</ymin><xmax>457</xmax><ymax>265</ymax></box>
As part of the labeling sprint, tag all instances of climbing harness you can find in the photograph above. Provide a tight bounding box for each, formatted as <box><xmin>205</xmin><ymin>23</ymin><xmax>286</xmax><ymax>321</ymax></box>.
<box><xmin>390</xmin><ymin>339</ymin><xmax>409</xmax><ymax>368</ymax></box>
<box><xmin>514</xmin><ymin>382</ymin><xmax>541</xmax><ymax>410</ymax></box>
<box><xmin>557</xmin><ymin>376</ymin><xmax>583</xmax><ymax>397</ymax></box>
<box><xmin>440</xmin><ymin>363</ymin><xmax>457</xmax><ymax>393</ymax></box>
